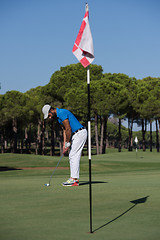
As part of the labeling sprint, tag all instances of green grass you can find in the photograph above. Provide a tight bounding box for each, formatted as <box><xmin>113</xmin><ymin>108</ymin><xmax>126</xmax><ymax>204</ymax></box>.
<box><xmin>0</xmin><ymin>151</ymin><xmax>160</xmax><ymax>240</ymax></box>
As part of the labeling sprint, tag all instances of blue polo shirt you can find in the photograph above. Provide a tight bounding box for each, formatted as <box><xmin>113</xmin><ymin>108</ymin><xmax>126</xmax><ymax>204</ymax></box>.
<box><xmin>56</xmin><ymin>108</ymin><xmax>83</xmax><ymax>133</ymax></box>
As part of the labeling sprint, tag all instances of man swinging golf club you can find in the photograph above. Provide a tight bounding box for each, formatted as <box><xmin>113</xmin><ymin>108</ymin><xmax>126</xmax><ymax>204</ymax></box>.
<box><xmin>42</xmin><ymin>104</ymin><xmax>87</xmax><ymax>187</ymax></box>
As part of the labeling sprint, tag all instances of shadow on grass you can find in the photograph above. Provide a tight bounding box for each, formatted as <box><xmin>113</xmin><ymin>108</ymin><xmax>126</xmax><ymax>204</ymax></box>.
<box><xmin>79</xmin><ymin>181</ymin><xmax>108</xmax><ymax>186</ymax></box>
<box><xmin>0</xmin><ymin>166</ymin><xmax>22</xmax><ymax>171</ymax></box>
<box><xmin>93</xmin><ymin>196</ymin><xmax>149</xmax><ymax>233</ymax></box>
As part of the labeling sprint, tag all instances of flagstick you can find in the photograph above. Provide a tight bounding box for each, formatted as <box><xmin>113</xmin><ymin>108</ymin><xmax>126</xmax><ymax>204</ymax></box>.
<box><xmin>136</xmin><ymin>147</ymin><xmax>138</xmax><ymax>159</ymax></box>
<box><xmin>72</xmin><ymin>2</ymin><xmax>94</xmax><ymax>233</ymax></box>
<box><xmin>87</xmin><ymin>66</ymin><xmax>93</xmax><ymax>233</ymax></box>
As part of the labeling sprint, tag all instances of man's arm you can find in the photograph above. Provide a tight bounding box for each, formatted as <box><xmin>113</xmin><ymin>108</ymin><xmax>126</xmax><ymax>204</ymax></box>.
<box><xmin>62</xmin><ymin>119</ymin><xmax>71</xmax><ymax>153</ymax></box>
<box><xmin>62</xmin><ymin>119</ymin><xmax>71</xmax><ymax>142</ymax></box>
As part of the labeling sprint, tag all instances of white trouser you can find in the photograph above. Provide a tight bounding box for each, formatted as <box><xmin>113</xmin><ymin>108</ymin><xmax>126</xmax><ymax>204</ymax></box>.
<box><xmin>69</xmin><ymin>129</ymin><xmax>87</xmax><ymax>179</ymax></box>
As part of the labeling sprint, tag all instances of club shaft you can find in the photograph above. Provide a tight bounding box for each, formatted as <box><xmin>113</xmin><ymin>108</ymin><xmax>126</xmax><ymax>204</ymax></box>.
<box><xmin>49</xmin><ymin>154</ymin><xmax>63</xmax><ymax>184</ymax></box>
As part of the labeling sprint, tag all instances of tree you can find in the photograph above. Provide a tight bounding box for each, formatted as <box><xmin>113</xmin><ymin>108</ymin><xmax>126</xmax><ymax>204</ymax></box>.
<box><xmin>0</xmin><ymin>91</ymin><xmax>28</xmax><ymax>153</ymax></box>
<box><xmin>25</xmin><ymin>87</ymin><xmax>48</xmax><ymax>155</ymax></box>
<box><xmin>0</xmin><ymin>94</ymin><xmax>5</xmax><ymax>153</ymax></box>
<box><xmin>91</xmin><ymin>77</ymin><xmax>129</xmax><ymax>154</ymax></box>
<box><xmin>63</xmin><ymin>64</ymin><xmax>104</xmax><ymax>154</ymax></box>
<box><xmin>131</xmin><ymin>78</ymin><xmax>160</xmax><ymax>151</ymax></box>
<box><xmin>143</xmin><ymin>77</ymin><xmax>160</xmax><ymax>152</ymax></box>
<box><xmin>104</xmin><ymin>73</ymin><xmax>132</xmax><ymax>152</ymax></box>
<box><xmin>47</xmin><ymin>63</ymin><xmax>103</xmax><ymax>105</ymax></box>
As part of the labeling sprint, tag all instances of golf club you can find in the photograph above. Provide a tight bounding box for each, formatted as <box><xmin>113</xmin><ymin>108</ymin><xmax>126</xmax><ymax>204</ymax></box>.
<box><xmin>44</xmin><ymin>153</ymin><xmax>64</xmax><ymax>187</ymax></box>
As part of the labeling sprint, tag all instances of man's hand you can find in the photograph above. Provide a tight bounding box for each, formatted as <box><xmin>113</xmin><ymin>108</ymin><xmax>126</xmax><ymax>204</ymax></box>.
<box><xmin>63</xmin><ymin>142</ymin><xmax>71</xmax><ymax>154</ymax></box>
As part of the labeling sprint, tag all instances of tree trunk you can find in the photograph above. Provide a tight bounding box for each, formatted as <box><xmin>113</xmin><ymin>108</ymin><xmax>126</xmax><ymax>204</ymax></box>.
<box><xmin>4</xmin><ymin>140</ymin><xmax>7</xmax><ymax>150</ymax></box>
<box><xmin>20</xmin><ymin>138</ymin><xmax>24</xmax><ymax>154</ymax></box>
<box><xmin>142</xmin><ymin>119</ymin><xmax>146</xmax><ymax>151</ymax></box>
<box><xmin>100</xmin><ymin>117</ymin><xmax>103</xmax><ymax>154</ymax></box>
<box><xmin>102</xmin><ymin>116</ymin><xmax>107</xmax><ymax>154</ymax></box>
<box><xmin>106</xmin><ymin>119</ymin><xmax>109</xmax><ymax>149</ymax></box>
<box><xmin>150</xmin><ymin>120</ymin><xmax>152</xmax><ymax>152</ymax></box>
<box><xmin>50</xmin><ymin>121</ymin><xmax>55</xmax><ymax>156</ymax></box>
<box><xmin>37</xmin><ymin>121</ymin><xmax>42</xmax><ymax>155</ymax></box>
<box><xmin>41</xmin><ymin>120</ymin><xmax>45</xmax><ymax>155</ymax></box>
<box><xmin>106</xmin><ymin>137</ymin><xmax>109</xmax><ymax>149</ymax></box>
<box><xmin>25</xmin><ymin>127</ymin><xmax>28</xmax><ymax>152</ymax></box>
<box><xmin>1</xmin><ymin>132</ymin><xmax>4</xmax><ymax>153</ymax></box>
<box><xmin>100</xmin><ymin>116</ymin><xmax>107</xmax><ymax>154</ymax></box>
<box><xmin>128</xmin><ymin>118</ymin><xmax>133</xmax><ymax>151</ymax></box>
<box><xmin>118</xmin><ymin>118</ymin><xmax>122</xmax><ymax>152</ymax></box>
<box><xmin>158</xmin><ymin>119</ymin><xmax>160</xmax><ymax>152</ymax></box>
<box><xmin>35</xmin><ymin>128</ymin><xmax>38</xmax><ymax>155</ymax></box>
<box><xmin>12</xmin><ymin>118</ymin><xmax>17</xmax><ymax>153</ymax></box>
<box><xmin>28</xmin><ymin>124</ymin><xmax>32</xmax><ymax>153</ymax></box>
<box><xmin>156</xmin><ymin>119</ymin><xmax>159</xmax><ymax>152</ymax></box>
<box><xmin>94</xmin><ymin>113</ymin><xmax>99</xmax><ymax>155</ymax></box>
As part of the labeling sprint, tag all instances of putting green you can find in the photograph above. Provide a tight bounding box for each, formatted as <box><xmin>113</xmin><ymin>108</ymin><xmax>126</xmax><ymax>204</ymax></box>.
<box><xmin>0</xmin><ymin>151</ymin><xmax>160</xmax><ymax>240</ymax></box>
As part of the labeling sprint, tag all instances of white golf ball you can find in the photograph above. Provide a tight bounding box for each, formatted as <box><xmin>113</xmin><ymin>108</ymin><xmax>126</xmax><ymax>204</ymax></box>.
<box><xmin>46</xmin><ymin>184</ymin><xmax>50</xmax><ymax>186</ymax></box>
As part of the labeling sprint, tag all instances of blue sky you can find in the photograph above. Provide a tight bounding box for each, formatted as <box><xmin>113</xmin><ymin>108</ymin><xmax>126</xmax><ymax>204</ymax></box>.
<box><xmin>1</xmin><ymin>0</ymin><xmax>160</xmax><ymax>130</ymax></box>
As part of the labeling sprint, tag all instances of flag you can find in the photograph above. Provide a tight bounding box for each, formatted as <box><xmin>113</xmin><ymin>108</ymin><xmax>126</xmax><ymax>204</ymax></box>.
<box><xmin>72</xmin><ymin>4</ymin><xmax>94</xmax><ymax>68</ymax></box>
<box><xmin>135</xmin><ymin>136</ymin><xmax>138</xmax><ymax>143</ymax></box>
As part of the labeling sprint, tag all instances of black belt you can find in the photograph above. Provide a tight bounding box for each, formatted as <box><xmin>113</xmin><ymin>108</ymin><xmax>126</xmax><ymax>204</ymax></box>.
<box><xmin>72</xmin><ymin>127</ymin><xmax>85</xmax><ymax>136</ymax></box>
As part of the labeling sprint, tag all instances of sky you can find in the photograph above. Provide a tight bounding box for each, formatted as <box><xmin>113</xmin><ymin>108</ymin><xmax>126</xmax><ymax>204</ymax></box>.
<box><xmin>1</xmin><ymin>0</ymin><xmax>160</xmax><ymax>130</ymax></box>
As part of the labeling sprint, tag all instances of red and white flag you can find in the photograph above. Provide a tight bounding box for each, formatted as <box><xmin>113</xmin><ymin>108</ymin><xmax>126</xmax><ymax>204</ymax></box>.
<box><xmin>72</xmin><ymin>4</ymin><xmax>94</xmax><ymax>68</ymax></box>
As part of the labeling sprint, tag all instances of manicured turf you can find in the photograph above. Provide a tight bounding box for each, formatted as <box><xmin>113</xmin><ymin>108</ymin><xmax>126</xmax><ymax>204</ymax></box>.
<box><xmin>0</xmin><ymin>150</ymin><xmax>160</xmax><ymax>240</ymax></box>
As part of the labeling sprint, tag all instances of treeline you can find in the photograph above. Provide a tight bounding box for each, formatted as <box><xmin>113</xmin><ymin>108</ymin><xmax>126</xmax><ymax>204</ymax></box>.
<box><xmin>0</xmin><ymin>63</ymin><xmax>160</xmax><ymax>155</ymax></box>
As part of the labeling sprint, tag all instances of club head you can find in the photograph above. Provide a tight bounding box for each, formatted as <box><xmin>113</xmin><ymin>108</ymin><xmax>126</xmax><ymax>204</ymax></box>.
<box><xmin>44</xmin><ymin>183</ymin><xmax>50</xmax><ymax>187</ymax></box>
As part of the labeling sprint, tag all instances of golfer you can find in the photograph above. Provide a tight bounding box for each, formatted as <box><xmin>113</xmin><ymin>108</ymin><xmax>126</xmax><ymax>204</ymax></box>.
<box><xmin>42</xmin><ymin>104</ymin><xmax>87</xmax><ymax>187</ymax></box>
